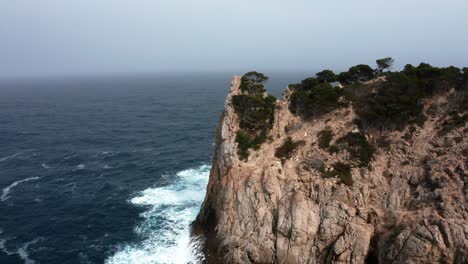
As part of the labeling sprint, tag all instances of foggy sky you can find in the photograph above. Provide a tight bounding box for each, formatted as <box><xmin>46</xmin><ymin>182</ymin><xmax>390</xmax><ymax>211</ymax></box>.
<box><xmin>1</xmin><ymin>0</ymin><xmax>468</xmax><ymax>79</ymax></box>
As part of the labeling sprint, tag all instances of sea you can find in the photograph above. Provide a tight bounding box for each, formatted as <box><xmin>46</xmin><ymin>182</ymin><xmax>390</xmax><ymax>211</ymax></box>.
<box><xmin>0</xmin><ymin>73</ymin><xmax>308</xmax><ymax>264</ymax></box>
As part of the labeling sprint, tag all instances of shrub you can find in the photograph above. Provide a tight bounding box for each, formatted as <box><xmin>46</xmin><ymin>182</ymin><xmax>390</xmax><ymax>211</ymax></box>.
<box><xmin>235</xmin><ymin>131</ymin><xmax>267</xmax><ymax>160</ymax></box>
<box><xmin>345</xmin><ymin>71</ymin><xmax>426</xmax><ymax>129</ymax></box>
<box><xmin>336</xmin><ymin>132</ymin><xmax>376</xmax><ymax>167</ymax></box>
<box><xmin>234</xmin><ymin>72</ymin><xmax>276</xmax><ymax>160</ymax></box>
<box><xmin>328</xmin><ymin>145</ymin><xmax>339</xmax><ymax>154</ymax></box>
<box><xmin>289</xmin><ymin>60</ymin><xmax>467</xmax><ymax>131</ymax></box>
<box><xmin>289</xmin><ymin>83</ymin><xmax>342</xmax><ymax>118</ymax></box>
<box><xmin>348</xmin><ymin>64</ymin><xmax>376</xmax><ymax>82</ymax></box>
<box><xmin>438</xmin><ymin>112</ymin><xmax>468</xmax><ymax>136</ymax></box>
<box><xmin>402</xmin><ymin>132</ymin><xmax>412</xmax><ymax>141</ymax></box>
<box><xmin>288</xmin><ymin>83</ymin><xmax>302</xmax><ymax>91</ymax></box>
<box><xmin>317</xmin><ymin>129</ymin><xmax>333</xmax><ymax>149</ymax></box>
<box><xmin>301</xmin><ymin>77</ymin><xmax>320</xmax><ymax>90</ymax></box>
<box><xmin>232</xmin><ymin>94</ymin><xmax>276</xmax><ymax>132</ymax></box>
<box><xmin>402</xmin><ymin>63</ymin><xmax>464</xmax><ymax>95</ymax></box>
<box><xmin>323</xmin><ymin>162</ymin><xmax>353</xmax><ymax>186</ymax></box>
<box><xmin>337</xmin><ymin>71</ymin><xmax>354</xmax><ymax>84</ymax></box>
<box><xmin>275</xmin><ymin>137</ymin><xmax>304</xmax><ymax>159</ymax></box>
<box><xmin>343</xmin><ymin>62</ymin><xmax>466</xmax><ymax>130</ymax></box>
<box><xmin>316</xmin><ymin>70</ymin><xmax>337</xmax><ymax>83</ymax></box>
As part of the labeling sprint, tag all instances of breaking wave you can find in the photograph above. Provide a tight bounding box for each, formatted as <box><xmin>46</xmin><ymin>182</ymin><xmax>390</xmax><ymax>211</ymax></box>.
<box><xmin>106</xmin><ymin>164</ymin><xmax>210</xmax><ymax>264</ymax></box>
<box><xmin>1</xmin><ymin>177</ymin><xmax>41</xmax><ymax>202</ymax></box>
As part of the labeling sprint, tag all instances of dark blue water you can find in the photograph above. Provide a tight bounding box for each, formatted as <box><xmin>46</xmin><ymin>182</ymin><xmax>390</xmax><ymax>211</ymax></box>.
<box><xmin>0</xmin><ymin>73</ymin><xmax>307</xmax><ymax>264</ymax></box>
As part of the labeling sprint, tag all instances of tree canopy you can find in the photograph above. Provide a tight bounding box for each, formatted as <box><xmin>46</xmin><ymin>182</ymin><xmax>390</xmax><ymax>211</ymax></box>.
<box><xmin>316</xmin><ymin>70</ymin><xmax>337</xmax><ymax>83</ymax></box>
<box><xmin>289</xmin><ymin>82</ymin><xmax>343</xmax><ymax>119</ymax></box>
<box><xmin>345</xmin><ymin>62</ymin><xmax>465</xmax><ymax>129</ymax></box>
<box><xmin>239</xmin><ymin>71</ymin><xmax>269</xmax><ymax>94</ymax></box>
<box><xmin>288</xmin><ymin>58</ymin><xmax>467</xmax><ymax>132</ymax></box>
<box><xmin>376</xmin><ymin>57</ymin><xmax>394</xmax><ymax>74</ymax></box>
<box><xmin>348</xmin><ymin>64</ymin><xmax>375</xmax><ymax>82</ymax></box>
<box><xmin>234</xmin><ymin>72</ymin><xmax>276</xmax><ymax>160</ymax></box>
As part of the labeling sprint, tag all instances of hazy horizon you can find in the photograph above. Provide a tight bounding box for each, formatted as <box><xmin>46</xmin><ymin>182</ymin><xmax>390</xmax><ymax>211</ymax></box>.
<box><xmin>1</xmin><ymin>0</ymin><xmax>468</xmax><ymax>79</ymax></box>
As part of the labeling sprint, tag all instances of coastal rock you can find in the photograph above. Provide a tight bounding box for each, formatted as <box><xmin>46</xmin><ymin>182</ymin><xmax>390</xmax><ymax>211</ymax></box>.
<box><xmin>194</xmin><ymin>77</ymin><xmax>468</xmax><ymax>263</ymax></box>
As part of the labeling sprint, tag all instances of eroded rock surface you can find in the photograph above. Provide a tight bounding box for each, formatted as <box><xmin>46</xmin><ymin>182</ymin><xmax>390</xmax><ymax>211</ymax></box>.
<box><xmin>194</xmin><ymin>77</ymin><xmax>467</xmax><ymax>264</ymax></box>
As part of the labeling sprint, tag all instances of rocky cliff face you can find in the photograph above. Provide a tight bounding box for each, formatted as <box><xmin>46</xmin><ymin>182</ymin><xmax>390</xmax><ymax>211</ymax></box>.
<box><xmin>194</xmin><ymin>76</ymin><xmax>467</xmax><ymax>264</ymax></box>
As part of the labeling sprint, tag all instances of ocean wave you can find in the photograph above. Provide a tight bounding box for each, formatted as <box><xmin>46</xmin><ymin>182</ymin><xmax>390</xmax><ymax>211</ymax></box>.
<box><xmin>17</xmin><ymin>238</ymin><xmax>43</xmax><ymax>264</ymax></box>
<box><xmin>1</xmin><ymin>177</ymin><xmax>41</xmax><ymax>202</ymax></box>
<box><xmin>0</xmin><ymin>152</ymin><xmax>21</xmax><ymax>162</ymax></box>
<box><xmin>0</xmin><ymin>235</ymin><xmax>43</xmax><ymax>264</ymax></box>
<box><xmin>41</xmin><ymin>163</ymin><xmax>51</xmax><ymax>169</ymax></box>
<box><xmin>106</xmin><ymin>164</ymin><xmax>210</xmax><ymax>264</ymax></box>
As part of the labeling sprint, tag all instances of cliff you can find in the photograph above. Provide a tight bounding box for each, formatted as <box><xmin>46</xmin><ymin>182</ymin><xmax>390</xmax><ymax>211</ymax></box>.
<box><xmin>194</xmin><ymin>75</ymin><xmax>467</xmax><ymax>263</ymax></box>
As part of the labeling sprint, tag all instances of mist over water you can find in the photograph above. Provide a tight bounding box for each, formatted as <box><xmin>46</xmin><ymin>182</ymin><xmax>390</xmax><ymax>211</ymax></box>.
<box><xmin>0</xmin><ymin>73</ymin><xmax>305</xmax><ymax>264</ymax></box>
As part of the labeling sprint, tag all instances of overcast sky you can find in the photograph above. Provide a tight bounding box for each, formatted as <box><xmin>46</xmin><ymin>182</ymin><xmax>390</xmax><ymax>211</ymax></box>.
<box><xmin>1</xmin><ymin>0</ymin><xmax>467</xmax><ymax>79</ymax></box>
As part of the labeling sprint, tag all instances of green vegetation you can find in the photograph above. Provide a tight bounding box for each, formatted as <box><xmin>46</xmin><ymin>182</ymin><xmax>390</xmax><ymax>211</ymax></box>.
<box><xmin>328</xmin><ymin>145</ymin><xmax>339</xmax><ymax>154</ymax></box>
<box><xmin>438</xmin><ymin>112</ymin><xmax>468</xmax><ymax>136</ymax></box>
<box><xmin>232</xmin><ymin>94</ymin><xmax>276</xmax><ymax>132</ymax></box>
<box><xmin>463</xmin><ymin>67</ymin><xmax>468</xmax><ymax>84</ymax></box>
<box><xmin>316</xmin><ymin>70</ymin><xmax>337</xmax><ymax>83</ymax></box>
<box><xmin>350</xmin><ymin>72</ymin><xmax>426</xmax><ymax>128</ymax></box>
<box><xmin>336</xmin><ymin>132</ymin><xmax>376</xmax><ymax>167</ymax></box>
<box><xmin>337</xmin><ymin>71</ymin><xmax>353</xmax><ymax>85</ymax></box>
<box><xmin>235</xmin><ymin>130</ymin><xmax>267</xmax><ymax>160</ymax></box>
<box><xmin>402</xmin><ymin>63</ymin><xmax>465</xmax><ymax>93</ymax></box>
<box><xmin>289</xmin><ymin>82</ymin><xmax>343</xmax><ymax>118</ymax></box>
<box><xmin>348</xmin><ymin>64</ymin><xmax>376</xmax><ymax>82</ymax></box>
<box><xmin>239</xmin><ymin>71</ymin><xmax>269</xmax><ymax>94</ymax></box>
<box><xmin>343</xmin><ymin>61</ymin><xmax>467</xmax><ymax>130</ymax></box>
<box><xmin>317</xmin><ymin>129</ymin><xmax>333</xmax><ymax>149</ymax></box>
<box><xmin>323</xmin><ymin>162</ymin><xmax>353</xmax><ymax>186</ymax></box>
<box><xmin>275</xmin><ymin>137</ymin><xmax>304</xmax><ymax>159</ymax></box>
<box><xmin>234</xmin><ymin>72</ymin><xmax>276</xmax><ymax>160</ymax></box>
<box><xmin>288</xmin><ymin>62</ymin><xmax>387</xmax><ymax>119</ymax></box>
<box><xmin>376</xmin><ymin>57</ymin><xmax>394</xmax><ymax>74</ymax></box>
<box><xmin>337</xmin><ymin>64</ymin><xmax>376</xmax><ymax>84</ymax></box>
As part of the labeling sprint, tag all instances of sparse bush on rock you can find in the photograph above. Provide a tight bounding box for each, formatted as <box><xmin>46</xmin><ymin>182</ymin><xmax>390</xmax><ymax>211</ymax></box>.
<box><xmin>275</xmin><ymin>137</ymin><xmax>304</xmax><ymax>159</ymax></box>
<box><xmin>438</xmin><ymin>112</ymin><xmax>468</xmax><ymax>136</ymax></box>
<box><xmin>235</xmin><ymin>130</ymin><xmax>267</xmax><ymax>161</ymax></box>
<box><xmin>336</xmin><ymin>132</ymin><xmax>376</xmax><ymax>167</ymax></box>
<box><xmin>323</xmin><ymin>162</ymin><xmax>353</xmax><ymax>186</ymax></box>
<box><xmin>317</xmin><ymin>129</ymin><xmax>333</xmax><ymax>149</ymax></box>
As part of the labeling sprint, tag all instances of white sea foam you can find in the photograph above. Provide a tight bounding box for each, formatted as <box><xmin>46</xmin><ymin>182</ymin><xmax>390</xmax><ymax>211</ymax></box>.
<box><xmin>0</xmin><ymin>236</ymin><xmax>42</xmax><ymax>264</ymax></box>
<box><xmin>76</xmin><ymin>164</ymin><xmax>85</xmax><ymax>169</ymax></box>
<box><xmin>1</xmin><ymin>177</ymin><xmax>41</xmax><ymax>202</ymax></box>
<box><xmin>41</xmin><ymin>163</ymin><xmax>50</xmax><ymax>169</ymax></box>
<box><xmin>0</xmin><ymin>238</ymin><xmax>11</xmax><ymax>255</ymax></box>
<box><xmin>17</xmin><ymin>238</ymin><xmax>42</xmax><ymax>264</ymax></box>
<box><xmin>106</xmin><ymin>164</ymin><xmax>210</xmax><ymax>264</ymax></box>
<box><xmin>0</xmin><ymin>152</ymin><xmax>21</xmax><ymax>162</ymax></box>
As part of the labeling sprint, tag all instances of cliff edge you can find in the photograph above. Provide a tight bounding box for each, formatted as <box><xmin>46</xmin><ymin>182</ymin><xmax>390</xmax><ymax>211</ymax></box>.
<box><xmin>194</xmin><ymin>74</ymin><xmax>467</xmax><ymax>264</ymax></box>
